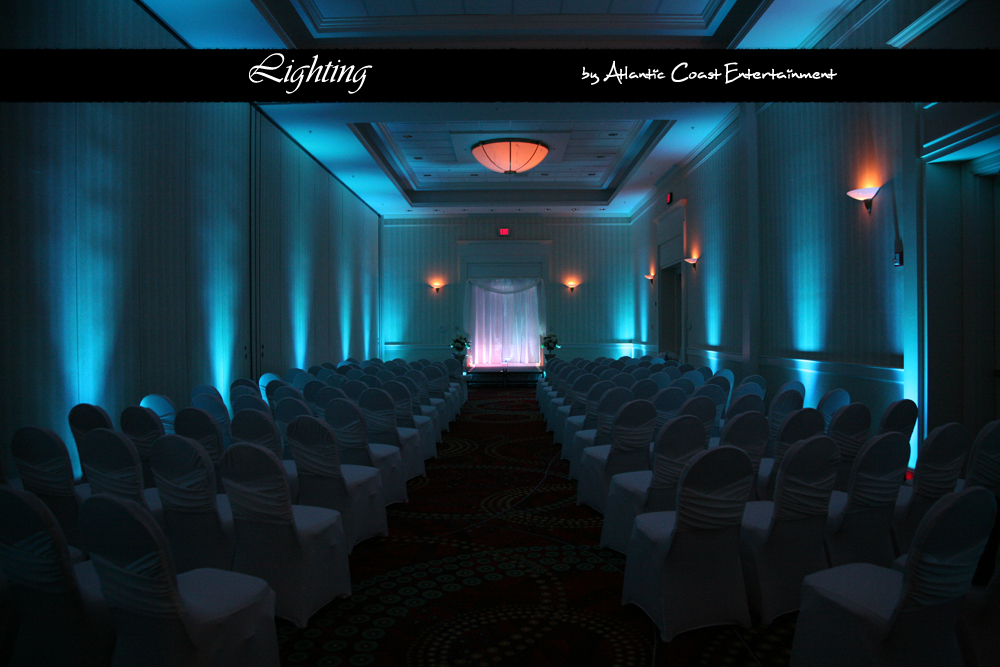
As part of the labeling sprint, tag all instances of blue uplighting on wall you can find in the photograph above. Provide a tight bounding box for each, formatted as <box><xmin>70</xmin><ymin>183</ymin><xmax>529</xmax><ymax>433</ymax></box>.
<box><xmin>49</xmin><ymin>216</ymin><xmax>83</xmax><ymax>479</ymax></box>
<box><xmin>793</xmin><ymin>359</ymin><xmax>821</xmax><ymax>409</ymax></box>
<box><xmin>289</xmin><ymin>231</ymin><xmax>311</xmax><ymax>371</ymax></box>
<box><xmin>200</xmin><ymin>208</ymin><xmax>241</xmax><ymax>414</ymax></box>
<box><xmin>788</xmin><ymin>244</ymin><xmax>828</xmax><ymax>353</ymax></box>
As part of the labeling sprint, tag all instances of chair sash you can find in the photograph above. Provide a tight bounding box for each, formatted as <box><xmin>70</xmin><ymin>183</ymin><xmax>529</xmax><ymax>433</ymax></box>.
<box><xmin>223</xmin><ymin>478</ymin><xmax>294</xmax><ymax>526</ymax></box>
<box><xmin>774</xmin><ymin>471</ymin><xmax>836</xmax><ymax>521</ymax></box>
<box><xmin>650</xmin><ymin>449</ymin><xmax>701</xmax><ymax>490</ymax></box>
<box><xmin>188</xmin><ymin>432</ymin><xmax>223</xmax><ymax>466</ymax></box>
<box><xmin>677</xmin><ymin>476</ymin><xmax>753</xmax><ymax>531</ymax></box>
<box><xmin>612</xmin><ymin>418</ymin><xmax>657</xmax><ymax>453</ymax></box>
<box><xmin>967</xmin><ymin>449</ymin><xmax>1000</xmax><ymax>492</ymax></box>
<box><xmin>89</xmin><ymin>551</ymin><xmax>181</xmax><ymax>618</ymax></box>
<box><xmin>594</xmin><ymin>410</ymin><xmax>616</xmax><ymax>445</ymax></box>
<box><xmin>906</xmin><ymin>538</ymin><xmax>990</xmax><ymax>607</ymax></box>
<box><xmin>16</xmin><ymin>457</ymin><xmax>75</xmax><ymax>497</ymax></box>
<box><xmin>0</xmin><ymin>530</ymin><xmax>71</xmax><ymax>593</ymax></box>
<box><xmin>655</xmin><ymin>409</ymin><xmax>680</xmax><ymax>432</ymax></box>
<box><xmin>287</xmin><ymin>440</ymin><xmax>341</xmax><ymax>479</ymax></box>
<box><xmin>330</xmin><ymin>418</ymin><xmax>368</xmax><ymax>453</ymax></box>
<box><xmin>362</xmin><ymin>407</ymin><xmax>398</xmax><ymax>438</ymax></box>
<box><xmin>82</xmin><ymin>463</ymin><xmax>144</xmax><ymax>504</ymax></box>
<box><xmin>848</xmin><ymin>467</ymin><xmax>906</xmax><ymax>510</ymax></box>
<box><xmin>915</xmin><ymin>456</ymin><xmax>966</xmax><ymax>499</ymax></box>
<box><xmin>153</xmin><ymin>468</ymin><xmax>212</xmax><ymax>514</ymax></box>
<box><xmin>829</xmin><ymin>428</ymin><xmax>868</xmax><ymax>461</ymax></box>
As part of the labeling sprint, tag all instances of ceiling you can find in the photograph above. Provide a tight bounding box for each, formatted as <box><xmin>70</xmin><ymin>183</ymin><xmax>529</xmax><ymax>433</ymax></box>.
<box><xmin>138</xmin><ymin>0</ymin><xmax>865</xmax><ymax>217</ymax></box>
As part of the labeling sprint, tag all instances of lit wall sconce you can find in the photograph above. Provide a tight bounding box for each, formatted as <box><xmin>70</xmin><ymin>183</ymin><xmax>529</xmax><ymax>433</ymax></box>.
<box><xmin>644</xmin><ymin>274</ymin><xmax>655</xmax><ymax>285</ymax></box>
<box><xmin>430</xmin><ymin>281</ymin><xmax>443</xmax><ymax>293</ymax></box>
<box><xmin>847</xmin><ymin>187</ymin><xmax>880</xmax><ymax>214</ymax></box>
<box><xmin>684</xmin><ymin>257</ymin><xmax>698</xmax><ymax>271</ymax></box>
<box><xmin>565</xmin><ymin>281</ymin><xmax>577</xmax><ymax>292</ymax></box>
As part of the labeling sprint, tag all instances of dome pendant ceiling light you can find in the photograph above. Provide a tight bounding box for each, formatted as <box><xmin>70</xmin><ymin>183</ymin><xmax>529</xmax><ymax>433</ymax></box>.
<box><xmin>471</xmin><ymin>139</ymin><xmax>549</xmax><ymax>174</ymax></box>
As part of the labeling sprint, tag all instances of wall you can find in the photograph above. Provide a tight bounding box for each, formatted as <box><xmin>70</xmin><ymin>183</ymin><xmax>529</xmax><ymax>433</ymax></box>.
<box><xmin>0</xmin><ymin>0</ymin><xmax>379</xmax><ymax>477</ymax></box>
<box><xmin>379</xmin><ymin>216</ymin><xmax>648</xmax><ymax>363</ymax></box>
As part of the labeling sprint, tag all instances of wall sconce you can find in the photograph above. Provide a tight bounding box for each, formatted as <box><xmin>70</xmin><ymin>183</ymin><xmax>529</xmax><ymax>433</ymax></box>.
<box><xmin>684</xmin><ymin>257</ymin><xmax>698</xmax><ymax>271</ymax></box>
<box><xmin>847</xmin><ymin>187</ymin><xmax>880</xmax><ymax>214</ymax></box>
<box><xmin>431</xmin><ymin>281</ymin><xmax>443</xmax><ymax>293</ymax></box>
<box><xmin>644</xmin><ymin>274</ymin><xmax>655</xmax><ymax>285</ymax></box>
<box><xmin>565</xmin><ymin>281</ymin><xmax>577</xmax><ymax>292</ymax></box>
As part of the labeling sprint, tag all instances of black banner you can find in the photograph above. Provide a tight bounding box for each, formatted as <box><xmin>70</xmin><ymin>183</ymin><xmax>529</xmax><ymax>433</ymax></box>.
<box><xmin>5</xmin><ymin>48</ymin><xmax>998</xmax><ymax>103</ymax></box>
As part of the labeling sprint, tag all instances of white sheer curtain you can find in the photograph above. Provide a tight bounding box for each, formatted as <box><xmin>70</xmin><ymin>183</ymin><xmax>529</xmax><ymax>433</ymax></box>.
<box><xmin>464</xmin><ymin>278</ymin><xmax>546</xmax><ymax>366</ymax></box>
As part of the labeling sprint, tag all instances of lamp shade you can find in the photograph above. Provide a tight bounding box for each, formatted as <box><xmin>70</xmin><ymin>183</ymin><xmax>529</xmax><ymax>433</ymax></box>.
<box><xmin>472</xmin><ymin>140</ymin><xmax>549</xmax><ymax>174</ymax></box>
<box><xmin>847</xmin><ymin>187</ymin><xmax>880</xmax><ymax>201</ymax></box>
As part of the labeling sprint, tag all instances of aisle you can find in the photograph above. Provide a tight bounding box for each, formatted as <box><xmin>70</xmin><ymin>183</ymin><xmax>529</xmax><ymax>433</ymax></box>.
<box><xmin>276</xmin><ymin>386</ymin><xmax>795</xmax><ymax>666</ymax></box>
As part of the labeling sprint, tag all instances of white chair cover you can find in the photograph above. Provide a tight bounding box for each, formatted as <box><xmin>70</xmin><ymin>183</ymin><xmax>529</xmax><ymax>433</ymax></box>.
<box><xmin>359</xmin><ymin>388</ymin><xmax>425</xmax><ymax>480</ymax></box>
<box><xmin>877</xmin><ymin>398</ymin><xmax>919</xmax><ymax>441</ymax></box>
<box><xmin>231</xmin><ymin>393</ymin><xmax>271</xmax><ymax>417</ymax></box>
<box><xmin>192</xmin><ymin>393</ymin><xmax>233</xmax><ymax>452</ymax></box>
<box><xmin>600</xmin><ymin>415</ymin><xmax>706</xmax><ymax>553</ymax></box>
<box><xmin>231</xmin><ymin>408</ymin><xmax>300</xmax><ymax>503</ymax></box>
<box><xmin>622</xmin><ymin>446</ymin><xmax>754</xmax><ymax>641</ymax></box>
<box><xmin>220</xmin><ymin>443</ymin><xmax>351</xmax><ymax>628</ymax></box>
<box><xmin>739</xmin><ymin>435</ymin><xmax>839</xmax><ymax>624</ymax></box>
<box><xmin>740</xmin><ymin>375</ymin><xmax>766</xmax><ymax>393</ymax></box>
<box><xmin>141</xmin><ymin>394</ymin><xmax>178</xmax><ymax>435</ymax></box>
<box><xmin>324</xmin><ymin>399</ymin><xmax>407</xmax><ymax>505</ymax></box>
<box><xmin>631</xmin><ymin>379</ymin><xmax>659</xmax><ymax>401</ymax></box>
<box><xmin>825</xmin><ymin>432</ymin><xmax>910</xmax><ymax>568</ymax></box>
<box><xmin>893</xmin><ymin>422</ymin><xmax>970</xmax><ymax>554</ymax></box>
<box><xmin>150</xmin><ymin>435</ymin><xmax>234</xmax><ymax>572</ymax></box>
<box><xmin>273</xmin><ymin>397</ymin><xmax>313</xmax><ymax>453</ymax></box>
<box><xmin>680</xmin><ymin>370</ymin><xmax>705</xmax><ymax>388</ymax></box>
<box><xmin>561</xmin><ymin>380</ymin><xmax>614</xmax><ymax>461</ymax></box>
<box><xmin>766</xmin><ymin>388</ymin><xmax>804</xmax><ymax>458</ymax></box>
<box><xmin>396</xmin><ymin>375</ymin><xmax>442</xmax><ymax>448</ymax></box>
<box><xmin>758</xmin><ymin>407</ymin><xmax>826</xmax><ymax>501</ymax></box>
<box><xmin>730</xmin><ymin>382</ymin><xmax>764</xmax><ymax>404</ymax></box>
<box><xmin>228</xmin><ymin>383</ymin><xmax>260</xmax><ymax>410</ymax></box>
<box><xmin>717</xmin><ymin>411</ymin><xmax>769</xmax><ymax>498</ymax></box>
<box><xmin>10</xmin><ymin>426</ymin><xmax>87</xmax><ymax>549</ymax></box>
<box><xmin>791</xmin><ymin>487</ymin><xmax>996</xmax><ymax>667</ymax></box>
<box><xmin>652</xmin><ymin>387</ymin><xmax>688</xmax><ymax>432</ymax></box>
<box><xmin>120</xmin><ymin>405</ymin><xmax>165</xmax><ymax>489</ymax></box>
<box><xmin>577</xmin><ymin>400</ymin><xmax>657</xmax><ymax>514</ymax></box>
<box><xmin>77</xmin><ymin>428</ymin><xmax>162</xmax><ymax>521</ymax></box>
<box><xmin>678</xmin><ymin>395</ymin><xmax>716</xmax><ymax>445</ymax></box>
<box><xmin>552</xmin><ymin>374</ymin><xmax>598</xmax><ymax>445</ymax></box>
<box><xmin>965</xmin><ymin>420</ymin><xmax>1000</xmax><ymax>496</ymax></box>
<box><xmin>287</xmin><ymin>415</ymin><xmax>388</xmax><ymax>551</ymax></box>
<box><xmin>422</xmin><ymin>366</ymin><xmax>458</xmax><ymax>424</ymax></box>
<box><xmin>695</xmin><ymin>366</ymin><xmax>713</xmax><ymax>381</ymax></box>
<box><xmin>957</xmin><ymin>539</ymin><xmax>1000</xmax><ymax>667</ymax></box>
<box><xmin>725</xmin><ymin>393</ymin><xmax>765</xmax><ymax>422</ymax></box>
<box><xmin>568</xmin><ymin>387</ymin><xmax>633</xmax><ymax>480</ymax></box>
<box><xmin>405</xmin><ymin>370</ymin><xmax>447</xmax><ymax>435</ymax></box>
<box><xmin>383</xmin><ymin>380</ymin><xmax>437</xmax><ymax>461</ymax></box>
<box><xmin>0</xmin><ymin>487</ymin><xmax>114</xmax><ymax>667</ymax></box>
<box><xmin>192</xmin><ymin>384</ymin><xmax>225</xmax><ymax>406</ymax></box>
<box><xmin>68</xmin><ymin>403</ymin><xmax>114</xmax><ymax>461</ymax></box>
<box><xmin>79</xmin><ymin>494</ymin><xmax>279</xmax><ymax>666</ymax></box>
<box><xmin>693</xmin><ymin>384</ymin><xmax>726</xmax><ymax>438</ymax></box>
<box><xmin>817</xmin><ymin>388</ymin><xmax>851</xmax><ymax>432</ymax></box>
<box><xmin>828</xmin><ymin>403</ymin><xmax>873</xmax><ymax>492</ymax></box>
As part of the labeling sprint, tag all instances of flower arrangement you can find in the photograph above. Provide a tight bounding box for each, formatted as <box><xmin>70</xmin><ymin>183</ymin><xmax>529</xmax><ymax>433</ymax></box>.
<box><xmin>542</xmin><ymin>333</ymin><xmax>559</xmax><ymax>352</ymax></box>
<box><xmin>451</xmin><ymin>332</ymin><xmax>471</xmax><ymax>352</ymax></box>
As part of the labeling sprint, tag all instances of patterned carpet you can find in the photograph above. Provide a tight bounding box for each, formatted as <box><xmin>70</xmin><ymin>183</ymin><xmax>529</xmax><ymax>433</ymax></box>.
<box><xmin>276</xmin><ymin>386</ymin><xmax>797</xmax><ymax>666</ymax></box>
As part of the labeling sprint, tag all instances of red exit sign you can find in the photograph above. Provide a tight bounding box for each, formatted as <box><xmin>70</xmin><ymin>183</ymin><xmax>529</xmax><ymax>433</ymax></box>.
<box><xmin>497</xmin><ymin>228</ymin><xmax>510</xmax><ymax>237</ymax></box>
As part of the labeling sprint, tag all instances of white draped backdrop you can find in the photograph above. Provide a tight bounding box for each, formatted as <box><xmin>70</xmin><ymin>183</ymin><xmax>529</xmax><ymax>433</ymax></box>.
<box><xmin>464</xmin><ymin>278</ymin><xmax>546</xmax><ymax>366</ymax></box>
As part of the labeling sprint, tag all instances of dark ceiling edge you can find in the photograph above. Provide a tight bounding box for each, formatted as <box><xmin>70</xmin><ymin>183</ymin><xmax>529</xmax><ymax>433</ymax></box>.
<box><xmin>132</xmin><ymin>0</ymin><xmax>194</xmax><ymax>49</ymax></box>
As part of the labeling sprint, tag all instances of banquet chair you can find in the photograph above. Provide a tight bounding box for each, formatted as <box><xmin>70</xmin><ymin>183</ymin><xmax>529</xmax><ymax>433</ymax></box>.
<box><xmin>765</xmin><ymin>387</ymin><xmax>804</xmax><ymax>458</ymax></box>
<box><xmin>678</xmin><ymin>363</ymin><xmax>695</xmax><ymax>373</ymax></box>
<box><xmin>273</xmin><ymin>396</ymin><xmax>313</xmax><ymax>453</ymax></box>
<box><xmin>600</xmin><ymin>414</ymin><xmax>707</xmax><ymax>553</ymax></box>
<box><xmin>432</xmin><ymin>361</ymin><xmax>464</xmax><ymax>412</ymax></box>
<box><xmin>610</xmin><ymin>373</ymin><xmax>636</xmax><ymax>389</ymax></box>
<box><xmin>68</xmin><ymin>403</ymin><xmax>114</xmax><ymax>463</ymax></box>
<box><xmin>693</xmin><ymin>383</ymin><xmax>726</xmax><ymax>438</ymax></box>
<box><xmin>964</xmin><ymin>420</ymin><xmax>1000</xmax><ymax>585</ymax></box>
<box><xmin>382</xmin><ymin>380</ymin><xmax>437</xmax><ymax>460</ymax></box>
<box><xmin>561</xmin><ymin>380</ymin><xmax>614</xmax><ymax>461</ymax></box>
<box><xmin>893</xmin><ymin>422</ymin><xmax>970</xmax><ymax>555</ymax></box>
<box><xmin>740</xmin><ymin>375</ymin><xmax>767</xmax><ymax>393</ymax></box>
<box><xmin>359</xmin><ymin>388</ymin><xmax>424</xmax><ymax>480</ymax></box>
<box><xmin>680</xmin><ymin>370</ymin><xmax>705</xmax><ymax>389</ymax></box>
<box><xmin>141</xmin><ymin>394</ymin><xmax>179</xmax><ymax>434</ymax></box>
<box><xmin>192</xmin><ymin>384</ymin><xmax>225</xmax><ymax>407</ymax></box>
<box><xmin>0</xmin><ymin>487</ymin><xmax>114</xmax><ymax>667</ymax></box>
<box><xmin>302</xmin><ymin>379</ymin><xmax>329</xmax><ymax>415</ymax></box>
<box><xmin>396</xmin><ymin>375</ymin><xmax>443</xmax><ymax>446</ymax></box>
<box><xmin>695</xmin><ymin>366</ymin><xmax>713</xmax><ymax>381</ymax></box>
<box><xmin>651</xmin><ymin>387</ymin><xmax>688</xmax><ymax>432</ymax></box>
<box><xmin>757</xmin><ymin>408</ymin><xmax>826</xmax><ymax>501</ymax></box>
<box><xmin>877</xmin><ymin>399</ymin><xmax>918</xmax><ymax>441</ymax></box>
<box><xmin>80</xmin><ymin>493</ymin><xmax>280</xmax><ymax>665</ymax></box>
<box><xmin>546</xmin><ymin>368</ymin><xmax>584</xmax><ymax>427</ymax></box>
<box><xmin>828</xmin><ymin>403</ymin><xmax>873</xmax><ymax>492</ymax></box>
<box><xmin>622</xmin><ymin>446</ymin><xmax>754</xmax><ymax>641</ymax></box>
<box><xmin>358</xmin><ymin>375</ymin><xmax>381</xmax><ymax>389</ymax></box>
<box><xmin>120</xmin><ymin>405</ymin><xmax>165</xmax><ymax>488</ymax></box>
<box><xmin>191</xmin><ymin>392</ymin><xmax>233</xmax><ymax>452</ymax></box>
<box><xmin>649</xmin><ymin>371</ymin><xmax>673</xmax><ymax>391</ymax></box>
<box><xmin>77</xmin><ymin>428</ymin><xmax>163</xmax><ymax>523</ymax></box>
<box><xmin>174</xmin><ymin>407</ymin><xmax>226</xmax><ymax>487</ymax></box>
<box><xmin>229</xmin><ymin>381</ymin><xmax>260</xmax><ymax>409</ymax></box>
<box><xmin>825</xmin><ymin>432</ymin><xmax>910</xmax><ymax>568</ymax></box>
<box><xmin>661</xmin><ymin>366</ymin><xmax>681</xmax><ymax>382</ymax></box>
<box><xmin>669</xmin><ymin>377</ymin><xmax>695</xmax><ymax>395</ymax></box>
<box><xmin>777</xmin><ymin>380</ymin><xmax>806</xmax><ymax>405</ymax></box>
<box><xmin>730</xmin><ymin>382</ymin><xmax>764</xmax><ymax>404</ymax></box>
<box><xmin>957</xmin><ymin>540</ymin><xmax>1000</xmax><ymax>667</ymax></box>
<box><xmin>677</xmin><ymin>395</ymin><xmax>717</xmax><ymax>444</ymax></box>
<box><xmin>552</xmin><ymin>373</ymin><xmax>598</xmax><ymax>445</ymax></box>
<box><xmin>325</xmin><ymin>398</ymin><xmax>407</xmax><ymax>505</ymax></box>
<box><xmin>316</xmin><ymin>386</ymin><xmax>349</xmax><ymax>414</ymax></box>
<box><xmin>725</xmin><ymin>393</ymin><xmax>765</xmax><ymax>422</ymax></box>
<box><xmin>286</xmin><ymin>415</ymin><xmax>387</xmax><ymax>551</ymax></box>
<box><xmin>10</xmin><ymin>425</ymin><xmax>88</xmax><ymax>549</ymax></box>
<box><xmin>790</xmin><ymin>487</ymin><xmax>996</xmax><ymax>667</ymax></box>
<box><xmin>422</xmin><ymin>365</ymin><xmax>458</xmax><ymax>423</ymax></box>
<box><xmin>577</xmin><ymin>399</ymin><xmax>658</xmax><ymax>514</ymax></box>
<box><xmin>629</xmin><ymin>366</ymin><xmax>652</xmax><ymax>380</ymax></box>
<box><xmin>816</xmin><ymin>388</ymin><xmax>850</xmax><ymax>432</ymax></box>
<box><xmin>717</xmin><ymin>410</ymin><xmax>769</xmax><ymax>499</ymax></box>
<box><xmin>232</xmin><ymin>393</ymin><xmax>271</xmax><ymax>417</ymax></box>
<box><xmin>220</xmin><ymin>442</ymin><xmax>351</xmax><ymax>628</ymax></box>
<box><xmin>568</xmin><ymin>387</ymin><xmax>634</xmax><ymax>480</ymax></box>
<box><xmin>631</xmin><ymin>378</ymin><xmax>659</xmax><ymax>401</ymax></box>
<box><xmin>739</xmin><ymin>435</ymin><xmax>839</xmax><ymax>624</ymax></box>
<box><xmin>230</xmin><ymin>408</ymin><xmax>299</xmax><ymax>503</ymax></box>
<box><xmin>150</xmin><ymin>434</ymin><xmax>234</xmax><ymax>572</ymax></box>
<box><xmin>274</xmin><ymin>384</ymin><xmax>308</xmax><ymax>405</ymax></box>
<box><xmin>405</xmin><ymin>370</ymin><xmax>448</xmax><ymax>435</ymax></box>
